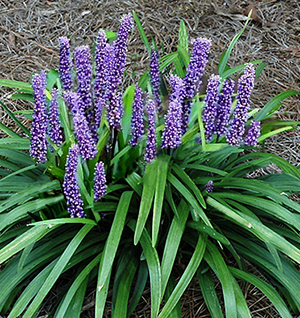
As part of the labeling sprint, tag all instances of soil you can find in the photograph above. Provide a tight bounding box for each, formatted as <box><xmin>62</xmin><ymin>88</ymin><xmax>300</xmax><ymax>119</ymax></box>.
<box><xmin>0</xmin><ymin>0</ymin><xmax>300</xmax><ymax>317</ymax></box>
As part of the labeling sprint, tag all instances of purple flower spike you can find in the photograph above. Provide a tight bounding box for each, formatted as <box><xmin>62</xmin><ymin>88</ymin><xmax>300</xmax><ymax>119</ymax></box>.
<box><xmin>94</xmin><ymin>30</ymin><xmax>108</xmax><ymax>98</ymax></box>
<box><xmin>49</xmin><ymin>89</ymin><xmax>63</xmax><ymax>147</ymax></box>
<box><xmin>74</xmin><ymin>46</ymin><xmax>92</xmax><ymax>112</ymax></box>
<box><xmin>205</xmin><ymin>180</ymin><xmax>214</xmax><ymax>193</ymax></box>
<box><xmin>114</xmin><ymin>14</ymin><xmax>132</xmax><ymax>81</ymax></box>
<box><xmin>73</xmin><ymin>109</ymin><xmax>97</xmax><ymax>161</ymax></box>
<box><xmin>59</xmin><ymin>37</ymin><xmax>73</xmax><ymax>91</ymax></box>
<box><xmin>150</xmin><ymin>50</ymin><xmax>161</xmax><ymax>110</ymax></box>
<box><xmin>203</xmin><ymin>75</ymin><xmax>221</xmax><ymax>141</ymax></box>
<box><xmin>244</xmin><ymin>120</ymin><xmax>260</xmax><ymax>146</ymax></box>
<box><xmin>30</xmin><ymin>71</ymin><xmax>48</xmax><ymax>163</ymax></box>
<box><xmin>162</xmin><ymin>75</ymin><xmax>185</xmax><ymax>149</ymax></box>
<box><xmin>63</xmin><ymin>91</ymin><xmax>81</xmax><ymax>115</ymax></box>
<box><xmin>106</xmin><ymin>92</ymin><xmax>123</xmax><ymax>130</ymax></box>
<box><xmin>103</xmin><ymin>44</ymin><xmax>117</xmax><ymax>99</ymax></box>
<box><xmin>63</xmin><ymin>144</ymin><xmax>85</xmax><ymax>218</ymax></box>
<box><xmin>144</xmin><ymin>100</ymin><xmax>157</xmax><ymax>163</ymax></box>
<box><xmin>94</xmin><ymin>161</ymin><xmax>107</xmax><ymax>202</ymax></box>
<box><xmin>213</xmin><ymin>79</ymin><xmax>235</xmax><ymax>136</ymax></box>
<box><xmin>129</xmin><ymin>85</ymin><xmax>145</xmax><ymax>147</ymax></box>
<box><xmin>227</xmin><ymin>64</ymin><xmax>255</xmax><ymax>146</ymax></box>
<box><xmin>95</xmin><ymin>95</ymin><xmax>106</xmax><ymax>128</ymax></box>
<box><xmin>182</xmin><ymin>38</ymin><xmax>211</xmax><ymax>133</ymax></box>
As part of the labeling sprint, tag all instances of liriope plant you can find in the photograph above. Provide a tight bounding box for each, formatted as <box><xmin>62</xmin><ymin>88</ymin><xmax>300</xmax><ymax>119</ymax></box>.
<box><xmin>0</xmin><ymin>11</ymin><xmax>300</xmax><ymax>318</ymax></box>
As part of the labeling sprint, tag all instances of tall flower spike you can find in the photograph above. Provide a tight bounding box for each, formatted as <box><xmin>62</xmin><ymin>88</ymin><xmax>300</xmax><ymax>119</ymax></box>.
<box><xmin>144</xmin><ymin>100</ymin><xmax>157</xmax><ymax>163</ymax></box>
<box><xmin>59</xmin><ymin>37</ymin><xmax>73</xmax><ymax>91</ymax></box>
<box><xmin>63</xmin><ymin>144</ymin><xmax>85</xmax><ymax>218</ymax></box>
<box><xmin>182</xmin><ymin>38</ymin><xmax>211</xmax><ymax>132</ymax></box>
<box><xmin>94</xmin><ymin>161</ymin><xmax>107</xmax><ymax>202</ymax></box>
<box><xmin>95</xmin><ymin>95</ymin><xmax>106</xmax><ymax>128</ymax></box>
<box><xmin>244</xmin><ymin>120</ymin><xmax>260</xmax><ymax>146</ymax></box>
<box><xmin>113</xmin><ymin>14</ymin><xmax>132</xmax><ymax>81</ymax></box>
<box><xmin>129</xmin><ymin>85</ymin><xmax>144</xmax><ymax>147</ymax></box>
<box><xmin>103</xmin><ymin>44</ymin><xmax>117</xmax><ymax>100</ymax></box>
<box><xmin>63</xmin><ymin>91</ymin><xmax>80</xmax><ymax>115</ymax></box>
<box><xmin>49</xmin><ymin>89</ymin><xmax>63</xmax><ymax>147</ymax></box>
<box><xmin>203</xmin><ymin>75</ymin><xmax>221</xmax><ymax>141</ymax></box>
<box><xmin>94</xmin><ymin>30</ymin><xmax>108</xmax><ymax>98</ymax></box>
<box><xmin>106</xmin><ymin>92</ymin><xmax>123</xmax><ymax>130</ymax></box>
<box><xmin>162</xmin><ymin>75</ymin><xmax>185</xmax><ymax>148</ymax></box>
<box><xmin>150</xmin><ymin>50</ymin><xmax>161</xmax><ymax>111</ymax></box>
<box><xmin>227</xmin><ymin>64</ymin><xmax>255</xmax><ymax>146</ymax></box>
<box><xmin>213</xmin><ymin>79</ymin><xmax>235</xmax><ymax>136</ymax></box>
<box><xmin>30</xmin><ymin>71</ymin><xmax>48</xmax><ymax>163</ymax></box>
<box><xmin>74</xmin><ymin>46</ymin><xmax>92</xmax><ymax>112</ymax></box>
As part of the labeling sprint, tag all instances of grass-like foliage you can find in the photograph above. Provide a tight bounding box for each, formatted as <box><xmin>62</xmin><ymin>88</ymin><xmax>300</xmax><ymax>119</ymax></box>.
<box><xmin>1</xmin><ymin>11</ymin><xmax>300</xmax><ymax>318</ymax></box>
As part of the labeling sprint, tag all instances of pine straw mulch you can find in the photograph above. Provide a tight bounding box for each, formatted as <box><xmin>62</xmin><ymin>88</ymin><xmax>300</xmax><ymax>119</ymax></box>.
<box><xmin>0</xmin><ymin>0</ymin><xmax>300</xmax><ymax>317</ymax></box>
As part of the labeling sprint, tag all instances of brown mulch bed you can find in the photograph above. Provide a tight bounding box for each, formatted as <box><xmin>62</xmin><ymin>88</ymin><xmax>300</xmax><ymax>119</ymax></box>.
<box><xmin>1</xmin><ymin>0</ymin><xmax>300</xmax><ymax>317</ymax></box>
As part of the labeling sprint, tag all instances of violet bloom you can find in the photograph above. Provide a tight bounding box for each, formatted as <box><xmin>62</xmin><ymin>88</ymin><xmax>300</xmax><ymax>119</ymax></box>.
<box><xmin>129</xmin><ymin>85</ymin><xmax>144</xmax><ymax>147</ymax></box>
<box><xmin>162</xmin><ymin>75</ymin><xmax>185</xmax><ymax>148</ymax></box>
<box><xmin>182</xmin><ymin>38</ymin><xmax>211</xmax><ymax>132</ymax></box>
<box><xmin>103</xmin><ymin>44</ymin><xmax>117</xmax><ymax>100</ymax></box>
<box><xmin>227</xmin><ymin>64</ymin><xmax>255</xmax><ymax>146</ymax></box>
<box><xmin>94</xmin><ymin>161</ymin><xmax>107</xmax><ymax>202</ymax></box>
<box><xmin>244</xmin><ymin>120</ymin><xmax>260</xmax><ymax>146</ymax></box>
<box><xmin>144</xmin><ymin>100</ymin><xmax>157</xmax><ymax>163</ymax></box>
<box><xmin>203</xmin><ymin>75</ymin><xmax>221</xmax><ymax>141</ymax></box>
<box><xmin>106</xmin><ymin>92</ymin><xmax>123</xmax><ymax>130</ymax></box>
<box><xmin>73</xmin><ymin>109</ymin><xmax>97</xmax><ymax>161</ymax></box>
<box><xmin>94</xmin><ymin>30</ymin><xmax>108</xmax><ymax>98</ymax></box>
<box><xmin>49</xmin><ymin>89</ymin><xmax>63</xmax><ymax>147</ymax></box>
<box><xmin>95</xmin><ymin>95</ymin><xmax>106</xmax><ymax>128</ymax></box>
<box><xmin>63</xmin><ymin>91</ymin><xmax>80</xmax><ymax>115</ymax></box>
<box><xmin>30</xmin><ymin>71</ymin><xmax>48</xmax><ymax>163</ymax></box>
<box><xmin>213</xmin><ymin>79</ymin><xmax>235</xmax><ymax>137</ymax></box>
<box><xmin>74</xmin><ymin>46</ymin><xmax>92</xmax><ymax>112</ymax></box>
<box><xmin>205</xmin><ymin>180</ymin><xmax>214</xmax><ymax>193</ymax></box>
<box><xmin>150</xmin><ymin>50</ymin><xmax>161</xmax><ymax>110</ymax></box>
<box><xmin>63</xmin><ymin>144</ymin><xmax>85</xmax><ymax>218</ymax></box>
<box><xmin>59</xmin><ymin>37</ymin><xmax>73</xmax><ymax>91</ymax></box>
<box><xmin>113</xmin><ymin>14</ymin><xmax>132</xmax><ymax>81</ymax></box>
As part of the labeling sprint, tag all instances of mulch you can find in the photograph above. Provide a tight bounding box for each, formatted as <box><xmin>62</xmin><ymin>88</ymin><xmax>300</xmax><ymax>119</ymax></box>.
<box><xmin>1</xmin><ymin>0</ymin><xmax>300</xmax><ymax>317</ymax></box>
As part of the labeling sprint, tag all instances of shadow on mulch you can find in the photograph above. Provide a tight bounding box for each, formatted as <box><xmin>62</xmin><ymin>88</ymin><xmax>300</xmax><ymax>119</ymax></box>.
<box><xmin>1</xmin><ymin>1</ymin><xmax>300</xmax><ymax>317</ymax></box>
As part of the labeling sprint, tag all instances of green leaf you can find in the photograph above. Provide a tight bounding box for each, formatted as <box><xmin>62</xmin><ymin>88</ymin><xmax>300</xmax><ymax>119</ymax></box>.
<box><xmin>197</xmin><ymin>268</ymin><xmax>224</xmax><ymax>318</ymax></box>
<box><xmin>221</xmin><ymin>59</ymin><xmax>263</xmax><ymax>79</ymax></box>
<box><xmin>178</xmin><ymin>20</ymin><xmax>188</xmax><ymax>52</ymax></box>
<box><xmin>0</xmin><ymin>164</ymin><xmax>38</xmax><ymax>183</ymax></box>
<box><xmin>29</xmin><ymin>218</ymin><xmax>97</xmax><ymax>226</ymax></box>
<box><xmin>11</xmin><ymin>93</ymin><xmax>34</xmax><ymax>102</ymax></box>
<box><xmin>161</xmin><ymin>200</ymin><xmax>190</xmax><ymax>297</ymax></box>
<box><xmin>134</xmin><ymin>160</ymin><xmax>158</xmax><ymax>245</ymax></box>
<box><xmin>46</xmin><ymin>69</ymin><xmax>59</xmax><ymax>91</ymax></box>
<box><xmin>0</xmin><ymin>79</ymin><xmax>33</xmax><ymax>92</ymax></box>
<box><xmin>23</xmin><ymin>224</ymin><xmax>94</xmax><ymax>318</ymax></box>
<box><xmin>95</xmin><ymin>263</ymin><xmax>111</xmax><ymax>318</ymax></box>
<box><xmin>255</xmin><ymin>90</ymin><xmax>300</xmax><ymax>121</ymax></box>
<box><xmin>105</xmin><ymin>30</ymin><xmax>117</xmax><ymax>41</ymax></box>
<box><xmin>158</xmin><ymin>234</ymin><xmax>207</xmax><ymax>318</ymax></box>
<box><xmin>164</xmin><ymin>275</ymin><xmax>182</xmax><ymax>318</ymax></box>
<box><xmin>0</xmin><ymin>100</ymin><xmax>30</xmax><ymax>136</ymax></box>
<box><xmin>230</xmin><ymin>267</ymin><xmax>293</xmax><ymax>318</ymax></box>
<box><xmin>133</xmin><ymin>11</ymin><xmax>152</xmax><ymax>55</ymax></box>
<box><xmin>129</xmin><ymin>220</ymin><xmax>162</xmax><ymax>318</ymax></box>
<box><xmin>258</xmin><ymin>126</ymin><xmax>294</xmax><ymax>142</ymax></box>
<box><xmin>218</xmin><ymin>11</ymin><xmax>252</xmax><ymax>77</ymax></box>
<box><xmin>205</xmin><ymin>241</ymin><xmax>237</xmax><ymax>318</ymax></box>
<box><xmin>152</xmin><ymin>155</ymin><xmax>171</xmax><ymax>246</ymax></box>
<box><xmin>97</xmin><ymin>191</ymin><xmax>133</xmax><ymax>290</ymax></box>
<box><xmin>125</xmin><ymin>172</ymin><xmax>143</xmax><ymax>196</ymax></box>
<box><xmin>0</xmin><ymin>122</ymin><xmax>21</xmax><ymax>138</ymax></box>
<box><xmin>122</xmin><ymin>85</ymin><xmax>135</xmax><ymax>140</ymax></box>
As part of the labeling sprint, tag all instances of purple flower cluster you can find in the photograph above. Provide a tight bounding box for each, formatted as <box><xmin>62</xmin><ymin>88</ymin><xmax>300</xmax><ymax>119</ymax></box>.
<box><xmin>162</xmin><ymin>75</ymin><xmax>185</xmax><ymax>148</ymax></box>
<box><xmin>205</xmin><ymin>180</ymin><xmax>214</xmax><ymax>193</ymax></box>
<box><xmin>150</xmin><ymin>50</ymin><xmax>161</xmax><ymax>110</ymax></box>
<box><xmin>106</xmin><ymin>92</ymin><xmax>124</xmax><ymax>130</ymax></box>
<box><xmin>94</xmin><ymin>161</ymin><xmax>107</xmax><ymax>201</ymax></box>
<box><xmin>48</xmin><ymin>89</ymin><xmax>63</xmax><ymax>147</ymax></box>
<box><xmin>203</xmin><ymin>75</ymin><xmax>221</xmax><ymax>141</ymax></box>
<box><xmin>129</xmin><ymin>85</ymin><xmax>145</xmax><ymax>147</ymax></box>
<box><xmin>94</xmin><ymin>30</ymin><xmax>108</xmax><ymax>98</ymax></box>
<box><xmin>244</xmin><ymin>120</ymin><xmax>260</xmax><ymax>146</ymax></box>
<box><xmin>73</xmin><ymin>108</ymin><xmax>97</xmax><ymax>161</ymax></box>
<box><xmin>227</xmin><ymin>64</ymin><xmax>255</xmax><ymax>146</ymax></box>
<box><xmin>63</xmin><ymin>144</ymin><xmax>85</xmax><ymax>218</ymax></box>
<box><xmin>63</xmin><ymin>91</ymin><xmax>80</xmax><ymax>114</ymax></box>
<box><xmin>182</xmin><ymin>38</ymin><xmax>211</xmax><ymax>132</ymax></box>
<box><xmin>213</xmin><ymin>79</ymin><xmax>235</xmax><ymax>136</ymax></box>
<box><xmin>74</xmin><ymin>46</ymin><xmax>92</xmax><ymax>112</ymax></box>
<box><xmin>30</xmin><ymin>71</ymin><xmax>48</xmax><ymax>163</ymax></box>
<box><xmin>59</xmin><ymin>37</ymin><xmax>73</xmax><ymax>91</ymax></box>
<box><xmin>95</xmin><ymin>95</ymin><xmax>106</xmax><ymax>127</ymax></box>
<box><xmin>144</xmin><ymin>100</ymin><xmax>157</xmax><ymax>163</ymax></box>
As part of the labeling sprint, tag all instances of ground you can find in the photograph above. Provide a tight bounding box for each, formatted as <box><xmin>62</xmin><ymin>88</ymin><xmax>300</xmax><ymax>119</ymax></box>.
<box><xmin>0</xmin><ymin>0</ymin><xmax>300</xmax><ymax>317</ymax></box>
